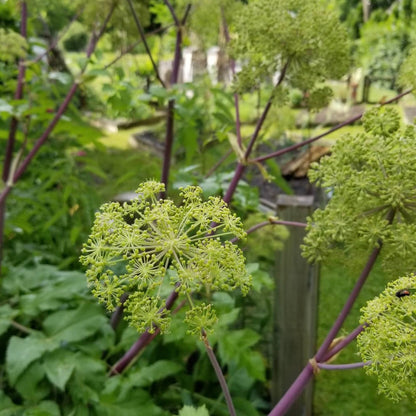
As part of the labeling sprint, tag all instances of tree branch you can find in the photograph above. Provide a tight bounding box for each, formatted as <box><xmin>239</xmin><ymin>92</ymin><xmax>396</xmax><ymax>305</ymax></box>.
<box><xmin>104</xmin><ymin>25</ymin><xmax>172</xmax><ymax>70</ymax></box>
<box><xmin>126</xmin><ymin>0</ymin><xmax>166</xmax><ymax>88</ymax></box>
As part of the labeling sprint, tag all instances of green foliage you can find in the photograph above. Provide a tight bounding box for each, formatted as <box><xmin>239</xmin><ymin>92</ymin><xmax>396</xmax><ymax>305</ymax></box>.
<box><xmin>0</xmin><ymin>29</ymin><xmax>27</xmax><ymax>63</ymax></box>
<box><xmin>358</xmin><ymin>274</ymin><xmax>416</xmax><ymax>402</ymax></box>
<box><xmin>358</xmin><ymin>13</ymin><xmax>410</xmax><ymax>89</ymax></box>
<box><xmin>178</xmin><ymin>405</ymin><xmax>209</xmax><ymax>416</ymax></box>
<box><xmin>5</xmin><ymin>144</ymin><xmax>101</xmax><ymax>267</ymax></box>
<box><xmin>398</xmin><ymin>47</ymin><xmax>416</xmax><ymax>90</ymax></box>
<box><xmin>81</xmin><ymin>181</ymin><xmax>251</xmax><ymax>335</ymax></box>
<box><xmin>232</xmin><ymin>0</ymin><xmax>350</xmax><ymax>92</ymax></box>
<box><xmin>243</xmin><ymin>213</ymin><xmax>289</xmax><ymax>264</ymax></box>
<box><xmin>303</xmin><ymin>107</ymin><xmax>416</xmax><ymax>276</ymax></box>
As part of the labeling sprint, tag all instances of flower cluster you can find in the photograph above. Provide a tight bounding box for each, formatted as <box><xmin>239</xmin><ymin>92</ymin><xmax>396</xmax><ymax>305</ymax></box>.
<box><xmin>80</xmin><ymin>181</ymin><xmax>251</xmax><ymax>335</ymax></box>
<box><xmin>302</xmin><ymin>107</ymin><xmax>416</xmax><ymax>275</ymax></box>
<box><xmin>357</xmin><ymin>274</ymin><xmax>416</xmax><ymax>401</ymax></box>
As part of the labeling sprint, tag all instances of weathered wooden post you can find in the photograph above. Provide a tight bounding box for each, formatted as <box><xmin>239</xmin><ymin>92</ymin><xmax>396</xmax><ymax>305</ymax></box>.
<box><xmin>272</xmin><ymin>194</ymin><xmax>319</xmax><ymax>416</ymax></box>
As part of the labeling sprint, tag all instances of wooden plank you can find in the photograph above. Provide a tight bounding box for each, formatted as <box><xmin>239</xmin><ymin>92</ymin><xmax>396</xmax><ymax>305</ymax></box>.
<box><xmin>272</xmin><ymin>195</ymin><xmax>319</xmax><ymax>416</ymax></box>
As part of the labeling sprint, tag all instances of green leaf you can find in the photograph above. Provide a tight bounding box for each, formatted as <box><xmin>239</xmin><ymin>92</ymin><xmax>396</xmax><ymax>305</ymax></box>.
<box><xmin>0</xmin><ymin>304</ymin><xmax>18</xmax><ymax>336</ymax></box>
<box><xmin>218</xmin><ymin>329</ymin><xmax>262</xmax><ymax>376</ymax></box>
<box><xmin>178</xmin><ymin>405</ymin><xmax>209</xmax><ymax>416</ymax></box>
<box><xmin>48</xmin><ymin>71</ymin><xmax>72</xmax><ymax>85</ymax></box>
<box><xmin>6</xmin><ymin>335</ymin><xmax>52</xmax><ymax>385</ymax></box>
<box><xmin>43</xmin><ymin>350</ymin><xmax>75</xmax><ymax>390</ymax></box>
<box><xmin>0</xmin><ymin>99</ymin><xmax>13</xmax><ymax>115</ymax></box>
<box><xmin>43</xmin><ymin>303</ymin><xmax>108</xmax><ymax>344</ymax></box>
<box><xmin>240</xmin><ymin>351</ymin><xmax>266</xmax><ymax>381</ymax></box>
<box><xmin>265</xmin><ymin>160</ymin><xmax>293</xmax><ymax>195</ymax></box>
<box><xmin>125</xmin><ymin>360</ymin><xmax>182</xmax><ymax>388</ymax></box>
<box><xmin>14</xmin><ymin>362</ymin><xmax>49</xmax><ymax>402</ymax></box>
<box><xmin>0</xmin><ymin>391</ymin><xmax>21</xmax><ymax>416</ymax></box>
<box><xmin>24</xmin><ymin>401</ymin><xmax>60</xmax><ymax>416</ymax></box>
<box><xmin>95</xmin><ymin>389</ymin><xmax>167</xmax><ymax>416</ymax></box>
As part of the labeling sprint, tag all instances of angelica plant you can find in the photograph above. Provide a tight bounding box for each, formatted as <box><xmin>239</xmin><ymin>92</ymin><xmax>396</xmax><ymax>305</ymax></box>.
<box><xmin>232</xmin><ymin>0</ymin><xmax>350</xmax><ymax>101</ymax></box>
<box><xmin>303</xmin><ymin>107</ymin><xmax>416</xmax><ymax>276</ymax></box>
<box><xmin>80</xmin><ymin>181</ymin><xmax>251</xmax><ymax>336</ymax></box>
<box><xmin>358</xmin><ymin>274</ymin><xmax>416</xmax><ymax>402</ymax></box>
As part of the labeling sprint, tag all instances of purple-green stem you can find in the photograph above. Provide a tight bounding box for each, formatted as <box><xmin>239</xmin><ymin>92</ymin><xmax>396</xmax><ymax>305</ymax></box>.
<box><xmin>126</xmin><ymin>0</ymin><xmax>166</xmax><ymax>88</ymax></box>
<box><xmin>110</xmin><ymin>288</ymin><xmax>179</xmax><ymax>375</ymax></box>
<box><xmin>160</xmin><ymin>3</ymin><xmax>191</xmax><ymax>198</ymax></box>
<box><xmin>269</xmin><ymin>210</ymin><xmax>395</xmax><ymax>415</ymax></box>
<box><xmin>254</xmin><ymin>88</ymin><xmax>412</xmax><ymax>164</ymax></box>
<box><xmin>317</xmin><ymin>361</ymin><xmax>371</xmax><ymax>371</ymax></box>
<box><xmin>202</xmin><ymin>332</ymin><xmax>237</xmax><ymax>416</ymax></box>
<box><xmin>220</xmin><ymin>7</ymin><xmax>242</xmax><ymax>148</ymax></box>
<box><xmin>222</xmin><ymin>61</ymin><xmax>290</xmax><ymax>204</ymax></box>
<box><xmin>230</xmin><ymin>219</ymin><xmax>306</xmax><ymax>244</ymax></box>
<box><xmin>322</xmin><ymin>324</ymin><xmax>366</xmax><ymax>363</ymax></box>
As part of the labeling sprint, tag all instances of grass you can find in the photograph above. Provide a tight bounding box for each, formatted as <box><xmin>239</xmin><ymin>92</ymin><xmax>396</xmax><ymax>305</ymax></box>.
<box><xmin>314</xmin><ymin>259</ymin><xmax>416</xmax><ymax>415</ymax></box>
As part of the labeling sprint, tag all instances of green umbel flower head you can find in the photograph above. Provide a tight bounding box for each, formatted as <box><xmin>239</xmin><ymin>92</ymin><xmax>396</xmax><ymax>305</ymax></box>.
<box><xmin>302</xmin><ymin>107</ymin><xmax>416</xmax><ymax>275</ymax></box>
<box><xmin>358</xmin><ymin>274</ymin><xmax>416</xmax><ymax>402</ymax></box>
<box><xmin>232</xmin><ymin>0</ymin><xmax>350</xmax><ymax>94</ymax></box>
<box><xmin>80</xmin><ymin>181</ymin><xmax>251</xmax><ymax>335</ymax></box>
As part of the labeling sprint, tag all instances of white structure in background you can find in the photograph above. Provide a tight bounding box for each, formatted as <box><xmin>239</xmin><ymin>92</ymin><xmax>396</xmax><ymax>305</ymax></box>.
<box><xmin>182</xmin><ymin>47</ymin><xmax>195</xmax><ymax>83</ymax></box>
<box><xmin>158</xmin><ymin>46</ymin><xmax>238</xmax><ymax>85</ymax></box>
<box><xmin>207</xmin><ymin>46</ymin><xmax>220</xmax><ymax>84</ymax></box>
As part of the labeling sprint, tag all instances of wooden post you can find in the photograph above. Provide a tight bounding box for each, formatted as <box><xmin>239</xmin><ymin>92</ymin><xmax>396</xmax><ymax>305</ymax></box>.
<box><xmin>272</xmin><ymin>195</ymin><xmax>319</xmax><ymax>416</ymax></box>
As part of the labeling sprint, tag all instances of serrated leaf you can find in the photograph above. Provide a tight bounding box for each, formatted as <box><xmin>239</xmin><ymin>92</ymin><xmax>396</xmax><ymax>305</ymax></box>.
<box><xmin>6</xmin><ymin>335</ymin><xmax>52</xmax><ymax>385</ymax></box>
<box><xmin>43</xmin><ymin>350</ymin><xmax>75</xmax><ymax>390</ymax></box>
<box><xmin>178</xmin><ymin>405</ymin><xmax>209</xmax><ymax>416</ymax></box>
<box><xmin>43</xmin><ymin>303</ymin><xmax>108</xmax><ymax>343</ymax></box>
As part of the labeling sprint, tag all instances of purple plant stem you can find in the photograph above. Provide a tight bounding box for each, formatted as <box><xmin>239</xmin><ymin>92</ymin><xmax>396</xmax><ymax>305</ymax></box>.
<box><xmin>230</xmin><ymin>220</ymin><xmax>306</xmax><ymax>244</ymax></box>
<box><xmin>222</xmin><ymin>62</ymin><xmax>290</xmax><ymax>204</ymax></box>
<box><xmin>202</xmin><ymin>332</ymin><xmax>237</xmax><ymax>416</ymax></box>
<box><xmin>2</xmin><ymin>0</ymin><xmax>27</xmax><ymax>183</ymax></box>
<box><xmin>317</xmin><ymin>361</ymin><xmax>371</xmax><ymax>371</ymax></box>
<box><xmin>221</xmin><ymin>7</ymin><xmax>242</xmax><ymax>148</ymax></box>
<box><xmin>269</xmin><ymin>207</ymin><xmax>396</xmax><ymax>416</ymax></box>
<box><xmin>321</xmin><ymin>324</ymin><xmax>366</xmax><ymax>363</ymax></box>
<box><xmin>110</xmin><ymin>288</ymin><xmax>179</xmax><ymax>375</ymax></box>
<box><xmin>126</xmin><ymin>0</ymin><xmax>166</xmax><ymax>88</ymax></box>
<box><xmin>110</xmin><ymin>293</ymin><xmax>129</xmax><ymax>330</ymax></box>
<box><xmin>254</xmin><ymin>88</ymin><xmax>413</xmax><ymax>164</ymax></box>
<box><xmin>10</xmin><ymin>6</ymin><xmax>115</xmax><ymax>184</ymax></box>
<box><xmin>160</xmin><ymin>4</ymin><xmax>191</xmax><ymax>198</ymax></box>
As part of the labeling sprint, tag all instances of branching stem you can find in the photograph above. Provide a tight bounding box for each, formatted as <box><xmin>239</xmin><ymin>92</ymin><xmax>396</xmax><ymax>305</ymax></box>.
<box><xmin>202</xmin><ymin>331</ymin><xmax>237</xmax><ymax>416</ymax></box>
